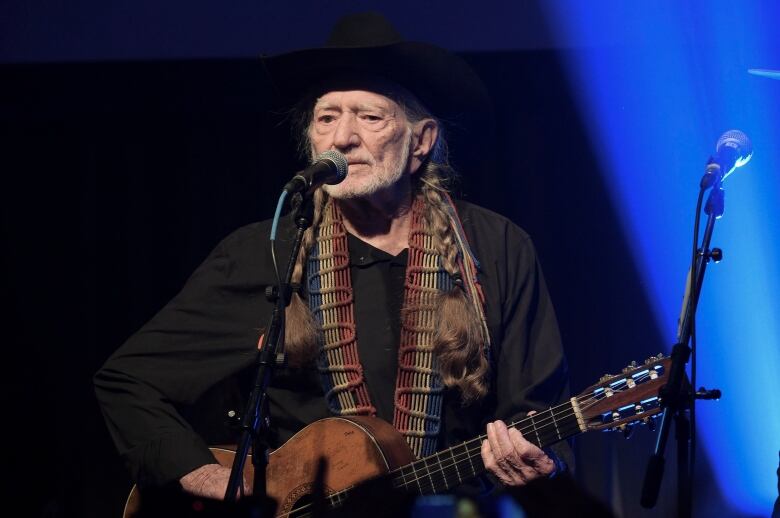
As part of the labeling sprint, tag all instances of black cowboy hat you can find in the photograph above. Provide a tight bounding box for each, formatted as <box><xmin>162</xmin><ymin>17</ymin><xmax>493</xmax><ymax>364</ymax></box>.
<box><xmin>262</xmin><ymin>11</ymin><xmax>495</xmax><ymax>152</ymax></box>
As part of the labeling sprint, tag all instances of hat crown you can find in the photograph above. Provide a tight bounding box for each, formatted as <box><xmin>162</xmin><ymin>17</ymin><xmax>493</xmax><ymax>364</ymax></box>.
<box><xmin>325</xmin><ymin>12</ymin><xmax>404</xmax><ymax>48</ymax></box>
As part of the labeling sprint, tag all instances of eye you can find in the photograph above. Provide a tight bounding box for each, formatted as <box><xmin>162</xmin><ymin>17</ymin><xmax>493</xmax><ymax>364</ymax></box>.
<box><xmin>360</xmin><ymin>114</ymin><xmax>383</xmax><ymax>122</ymax></box>
<box><xmin>317</xmin><ymin>114</ymin><xmax>336</xmax><ymax>124</ymax></box>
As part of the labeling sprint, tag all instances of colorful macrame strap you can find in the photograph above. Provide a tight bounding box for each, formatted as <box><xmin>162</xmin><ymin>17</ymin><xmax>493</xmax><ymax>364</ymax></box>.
<box><xmin>306</xmin><ymin>194</ymin><xmax>490</xmax><ymax>458</ymax></box>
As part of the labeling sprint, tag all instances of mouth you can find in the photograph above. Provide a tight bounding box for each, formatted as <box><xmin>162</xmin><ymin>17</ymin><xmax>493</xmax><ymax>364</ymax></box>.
<box><xmin>345</xmin><ymin>155</ymin><xmax>370</xmax><ymax>165</ymax></box>
<box><xmin>347</xmin><ymin>162</ymin><xmax>370</xmax><ymax>171</ymax></box>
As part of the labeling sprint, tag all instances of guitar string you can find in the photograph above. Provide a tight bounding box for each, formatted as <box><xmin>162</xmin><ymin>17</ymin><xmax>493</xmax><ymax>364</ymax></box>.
<box><xmin>280</xmin><ymin>372</ymin><xmax>658</xmax><ymax>518</ymax></box>
<box><xmin>395</xmin><ymin>421</ymin><xmax>583</xmax><ymax>494</ymax></box>
<box><xmin>392</xmin><ymin>398</ymin><xmax>607</xmax><ymax>491</ymax></box>
<box><xmin>271</xmin><ymin>409</ymin><xmax>587</xmax><ymax>518</ymax></box>
<box><xmin>279</xmin><ymin>369</ymin><xmax>661</xmax><ymax>517</ymax></box>
<box><xmin>396</xmin><ymin>371</ymin><xmax>665</xmax><ymax>493</ymax></box>
<box><xmin>277</xmin><ymin>401</ymin><xmax>592</xmax><ymax>518</ymax></box>
<box><xmin>276</xmin><ymin>368</ymin><xmax>663</xmax><ymax>517</ymax></box>
<box><xmin>274</xmin><ymin>421</ymin><xmax>586</xmax><ymax>518</ymax></box>
<box><xmin>391</xmin><ymin>368</ymin><xmax>661</xmax><ymax>488</ymax></box>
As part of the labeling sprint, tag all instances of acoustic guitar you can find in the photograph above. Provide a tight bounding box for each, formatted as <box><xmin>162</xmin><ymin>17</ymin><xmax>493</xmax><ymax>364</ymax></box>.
<box><xmin>124</xmin><ymin>355</ymin><xmax>670</xmax><ymax>517</ymax></box>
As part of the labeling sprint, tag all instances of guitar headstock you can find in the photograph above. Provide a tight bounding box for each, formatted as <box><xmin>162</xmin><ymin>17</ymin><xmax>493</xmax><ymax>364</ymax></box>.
<box><xmin>575</xmin><ymin>354</ymin><xmax>670</xmax><ymax>433</ymax></box>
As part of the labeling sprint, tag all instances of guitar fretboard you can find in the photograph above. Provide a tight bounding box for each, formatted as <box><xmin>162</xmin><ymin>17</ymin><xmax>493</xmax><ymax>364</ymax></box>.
<box><xmin>390</xmin><ymin>401</ymin><xmax>582</xmax><ymax>494</ymax></box>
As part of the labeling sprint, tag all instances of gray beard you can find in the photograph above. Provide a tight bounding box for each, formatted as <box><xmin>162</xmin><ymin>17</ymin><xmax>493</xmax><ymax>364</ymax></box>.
<box><xmin>316</xmin><ymin>134</ymin><xmax>412</xmax><ymax>200</ymax></box>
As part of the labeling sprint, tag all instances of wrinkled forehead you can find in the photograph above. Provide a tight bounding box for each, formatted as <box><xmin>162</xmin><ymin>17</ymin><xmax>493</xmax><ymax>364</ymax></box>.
<box><xmin>301</xmin><ymin>73</ymin><xmax>428</xmax><ymax>117</ymax></box>
<box><xmin>313</xmin><ymin>90</ymin><xmax>399</xmax><ymax>113</ymax></box>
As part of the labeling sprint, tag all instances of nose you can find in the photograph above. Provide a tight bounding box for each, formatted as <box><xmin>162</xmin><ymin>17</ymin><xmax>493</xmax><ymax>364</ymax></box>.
<box><xmin>332</xmin><ymin>113</ymin><xmax>360</xmax><ymax>152</ymax></box>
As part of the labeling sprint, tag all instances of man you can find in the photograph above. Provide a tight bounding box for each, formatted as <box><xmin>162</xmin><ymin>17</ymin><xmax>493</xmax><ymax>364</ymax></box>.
<box><xmin>95</xmin><ymin>11</ymin><xmax>571</xmax><ymax>508</ymax></box>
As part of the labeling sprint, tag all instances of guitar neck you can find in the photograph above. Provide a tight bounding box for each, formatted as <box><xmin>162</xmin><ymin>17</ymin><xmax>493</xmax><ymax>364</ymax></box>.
<box><xmin>388</xmin><ymin>399</ymin><xmax>583</xmax><ymax>495</ymax></box>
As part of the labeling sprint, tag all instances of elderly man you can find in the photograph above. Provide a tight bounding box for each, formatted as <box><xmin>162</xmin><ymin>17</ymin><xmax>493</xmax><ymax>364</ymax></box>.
<box><xmin>95</xmin><ymin>12</ymin><xmax>571</xmax><ymax>511</ymax></box>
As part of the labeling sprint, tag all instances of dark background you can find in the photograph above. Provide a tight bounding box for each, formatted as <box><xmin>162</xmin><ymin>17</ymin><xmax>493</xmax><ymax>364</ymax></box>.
<box><xmin>0</xmin><ymin>4</ymin><xmax>754</xmax><ymax>517</ymax></box>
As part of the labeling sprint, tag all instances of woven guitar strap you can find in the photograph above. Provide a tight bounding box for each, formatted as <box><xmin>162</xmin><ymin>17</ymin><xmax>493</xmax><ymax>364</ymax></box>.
<box><xmin>306</xmin><ymin>194</ymin><xmax>490</xmax><ymax>458</ymax></box>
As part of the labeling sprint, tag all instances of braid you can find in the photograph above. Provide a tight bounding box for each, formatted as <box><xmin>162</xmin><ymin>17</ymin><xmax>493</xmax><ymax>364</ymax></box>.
<box><xmin>419</xmin><ymin>169</ymin><xmax>459</xmax><ymax>275</ymax></box>
<box><xmin>284</xmin><ymin>189</ymin><xmax>327</xmax><ymax>366</ymax></box>
<box><xmin>419</xmin><ymin>163</ymin><xmax>490</xmax><ymax>403</ymax></box>
<box><xmin>291</xmin><ymin>189</ymin><xmax>326</xmax><ymax>285</ymax></box>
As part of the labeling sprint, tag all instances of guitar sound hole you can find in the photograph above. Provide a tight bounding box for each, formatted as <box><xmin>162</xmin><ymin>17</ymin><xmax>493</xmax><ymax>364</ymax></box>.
<box><xmin>289</xmin><ymin>494</ymin><xmax>314</xmax><ymax>517</ymax></box>
<box><xmin>285</xmin><ymin>484</ymin><xmax>335</xmax><ymax>518</ymax></box>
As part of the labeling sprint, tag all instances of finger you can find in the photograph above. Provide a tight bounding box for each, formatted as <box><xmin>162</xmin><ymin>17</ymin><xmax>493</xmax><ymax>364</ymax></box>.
<box><xmin>508</xmin><ymin>426</ymin><xmax>545</xmax><ymax>459</ymax></box>
<box><xmin>486</xmin><ymin>421</ymin><xmax>514</xmax><ymax>475</ymax></box>
<box><xmin>493</xmin><ymin>420</ymin><xmax>530</xmax><ymax>471</ymax></box>
<box><xmin>508</xmin><ymin>428</ymin><xmax>556</xmax><ymax>477</ymax></box>
<box><xmin>487</xmin><ymin>422</ymin><xmax>528</xmax><ymax>485</ymax></box>
<box><xmin>485</xmin><ymin>422</ymin><xmax>506</xmax><ymax>467</ymax></box>
<box><xmin>482</xmin><ymin>438</ymin><xmax>520</xmax><ymax>486</ymax></box>
<box><xmin>489</xmin><ymin>420</ymin><xmax>517</xmax><ymax>464</ymax></box>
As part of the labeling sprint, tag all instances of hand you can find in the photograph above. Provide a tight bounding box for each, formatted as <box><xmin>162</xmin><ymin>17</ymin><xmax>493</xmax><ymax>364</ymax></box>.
<box><xmin>481</xmin><ymin>418</ymin><xmax>556</xmax><ymax>486</ymax></box>
<box><xmin>179</xmin><ymin>464</ymin><xmax>252</xmax><ymax>500</ymax></box>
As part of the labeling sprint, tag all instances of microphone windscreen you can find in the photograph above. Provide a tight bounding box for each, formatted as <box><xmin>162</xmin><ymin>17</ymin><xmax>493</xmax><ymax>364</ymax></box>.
<box><xmin>316</xmin><ymin>150</ymin><xmax>348</xmax><ymax>184</ymax></box>
<box><xmin>716</xmin><ymin>129</ymin><xmax>753</xmax><ymax>167</ymax></box>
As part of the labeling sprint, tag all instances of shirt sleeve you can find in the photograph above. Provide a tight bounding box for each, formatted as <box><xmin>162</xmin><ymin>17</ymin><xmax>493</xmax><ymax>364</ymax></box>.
<box><xmin>94</xmin><ymin>223</ymin><xmax>275</xmax><ymax>488</ymax></box>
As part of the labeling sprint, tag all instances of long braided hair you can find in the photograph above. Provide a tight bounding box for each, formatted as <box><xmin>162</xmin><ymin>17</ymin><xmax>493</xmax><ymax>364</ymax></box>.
<box><xmin>283</xmin><ymin>88</ymin><xmax>490</xmax><ymax>403</ymax></box>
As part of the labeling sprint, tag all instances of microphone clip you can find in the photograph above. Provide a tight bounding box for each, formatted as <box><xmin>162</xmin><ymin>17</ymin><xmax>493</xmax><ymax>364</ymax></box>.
<box><xmin>699</xmin><ymin>158</ymin><xmax>722</xmax><ymax>190</ymax></box>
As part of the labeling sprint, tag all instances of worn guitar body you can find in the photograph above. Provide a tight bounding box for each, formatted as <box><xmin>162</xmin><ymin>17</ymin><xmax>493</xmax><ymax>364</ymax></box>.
<box><xmin>124</xmin><ymin>416</ymin><xmax>416</xmax><ymax>517</ymax></box>
<box><xmin>266</xmin><ymin>416</ymin><xmax>415</xmax><ymax>516</ymax></box>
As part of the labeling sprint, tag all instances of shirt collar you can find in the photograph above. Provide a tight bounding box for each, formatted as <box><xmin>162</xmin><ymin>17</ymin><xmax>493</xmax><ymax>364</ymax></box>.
<box><xmin>346</xmin><ymin>232</ymin><xmax>408</xmax><ymax>267</ymax></box>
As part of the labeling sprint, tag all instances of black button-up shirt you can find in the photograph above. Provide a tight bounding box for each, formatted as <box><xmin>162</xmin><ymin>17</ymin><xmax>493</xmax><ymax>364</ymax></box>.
<box><xmin>349</xmin><ymin>233</ymin><xmax>407</xmax><ymax>422</ymax></box>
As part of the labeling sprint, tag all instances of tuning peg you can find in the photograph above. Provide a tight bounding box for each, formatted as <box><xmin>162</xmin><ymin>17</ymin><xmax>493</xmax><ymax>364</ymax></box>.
<box><xmin>621</xmin><ymin>424</ymin><xmax>635</xmax><ymax>439</ymax></box>
<box><xmin>599</xmin><ymin>373</ymin><xmax>613</xmax><ymax>383</ymax></box>
<box><xmin>643</xmin><ymin>416</ymin><xmax>657</xmax><ymax>432</ymax></box>
<box><xmin>622</xmin><ymin>361</ymin><xmax>638</xmax><ymax>373</ymax></box>
<box><xmin>644</xmin><ymin>353</ymin><xmax>665</xmax><ymax>365</ymax></box>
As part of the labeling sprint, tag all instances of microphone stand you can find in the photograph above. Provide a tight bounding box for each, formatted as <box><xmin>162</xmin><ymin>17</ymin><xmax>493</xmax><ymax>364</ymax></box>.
<box><xmin>224</xmin><ymin>192</ymin><xmax>315</xmax><ymax>511</ymax></box>
<box><xmin>640</xmin><ymin>171</ymin><xmax>725</xmax><ymax>516</ymax></box>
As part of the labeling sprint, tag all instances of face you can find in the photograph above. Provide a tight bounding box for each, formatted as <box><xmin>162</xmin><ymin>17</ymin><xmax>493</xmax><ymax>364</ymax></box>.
<box><xmin>309</xmin><ymin>90</ymin><xmax>413</xmax><ymax>200</ymax></box>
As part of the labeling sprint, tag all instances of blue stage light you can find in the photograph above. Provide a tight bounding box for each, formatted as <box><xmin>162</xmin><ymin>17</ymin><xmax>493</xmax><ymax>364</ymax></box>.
<box><xmin>541</xmin><ymin>1</ymin><xmax>780</xmax><ymax>515</ymax></box>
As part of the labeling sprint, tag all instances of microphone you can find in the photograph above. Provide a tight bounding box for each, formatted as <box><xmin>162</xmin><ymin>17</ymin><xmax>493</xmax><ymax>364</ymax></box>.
<box><xmin>701</xmin><ymin>130</ymin><xmax>753</xmax><ymax>188</ymax></box>
<box><xmin>283</xmin><ymin>150</ymin><xmax>348</xmax><ymax>194</ymax></box>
